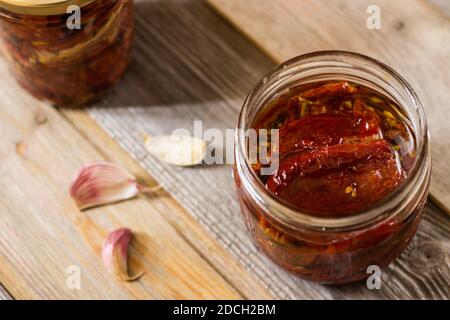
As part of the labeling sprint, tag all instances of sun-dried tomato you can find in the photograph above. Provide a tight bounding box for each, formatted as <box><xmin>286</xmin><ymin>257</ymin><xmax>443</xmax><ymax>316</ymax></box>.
<box><xmin>278</xmin><ymin>112</ymin><xmax>382</xmax><ymax>154</ymax></box>
<box><xmin>302</xmin><ymin>81</ymin><xmax>357</xmax><ymax>99</ymax></box>
<box><xmin>266</xmin><ymin>141</ymin><xmax>405</xmax><ymax>216</ymax></box>
<box><xmin>253</xmin><ymin>81</ymin><xmax>414</xmax><ymax>216</ymax></box>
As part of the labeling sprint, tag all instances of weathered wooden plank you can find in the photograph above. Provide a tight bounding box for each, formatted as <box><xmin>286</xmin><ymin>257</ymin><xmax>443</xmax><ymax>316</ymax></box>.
<box><xmin>208</xmin><ymin>0</ymin><xmax>450</xmax><ymax>216</ymax></box>
<box><xmin>87</xmin><ymin>0</ymin><xmax>450</xmax><ymax>298</ymax></box>
<box><xmin>428</xmin><ymin>0</ymin><xmax>450</xmax><ymax>18</ymax></box>
<box><xmin>0</xmin><ymin>56</ymin><xmax>242</xmax><ymax>300</ymax></box>
<box><xmin>61</xmin><ymin>109</ymin><xmax>273</xmax><ymax>300</ymax></box>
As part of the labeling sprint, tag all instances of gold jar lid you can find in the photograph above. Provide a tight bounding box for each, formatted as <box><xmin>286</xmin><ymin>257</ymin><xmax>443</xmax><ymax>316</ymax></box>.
<box><xmin>0</xmin><ymin>0</ymin><xmax>95</xmax><ymax>16</ymax></box>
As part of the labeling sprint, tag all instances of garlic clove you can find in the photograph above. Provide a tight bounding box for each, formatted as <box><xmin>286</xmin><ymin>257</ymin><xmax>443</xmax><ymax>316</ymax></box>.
<box><xmin>70</xmin><ymin>161</ymin><xmax>140</xmax><ymax>210</ymax></box>
<box><xmin>102</xmin><ymin>228</ymin><xmax>144</xmax><ymax>282</ymax></box>
<box><xmin>144</xmin><ymin>135</ymin><xmax>207</xmax><ymax>166</ymax></box>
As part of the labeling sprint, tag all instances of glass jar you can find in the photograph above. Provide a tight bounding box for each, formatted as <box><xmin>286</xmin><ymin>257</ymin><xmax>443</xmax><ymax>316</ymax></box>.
<box><xmin>234</xmin><ymin>51</ymin><xmax>431</xmax><ymax>284</ymax></box>
<box><xmin>0</xmin><ymin>0</ymin><xmax>133</xmax><ymax>107</ymax></box>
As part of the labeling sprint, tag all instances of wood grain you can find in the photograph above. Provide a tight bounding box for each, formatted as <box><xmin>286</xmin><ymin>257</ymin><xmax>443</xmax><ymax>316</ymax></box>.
<box><xmin>208</xmin><ymin>0</ymin><xmax>450</xmax><ymax>215</ymax></box>
<box><xmin>0</xmin><ymin>0</ymin><xmax>448</xmax><ymax>300</ymax></box>
<box><xmin>328</xmin><ymin>202</ymin><xmax>450</xmax><ymax>299</ymax></box>
<box><xmin>0</xmin><ymin>284</ymin><xmax>12</xmax><ymax>300</ymax></box>
<box><xmin>0</xmin><ymin>55</ymin><xmax>246</xmax><ymax>299</ymax></box>
<box><xmin>86</xmin><ymin>0</ymin><xmax>449</xmax><ymax>299</ymax></box>
<box><xmin>428</xmin><ymin>0</ymin><xmax>450</xmax><ymax>18</ymax></box>
<box><xmin>61</xmin><ymin>108</ymin><xmax>273</xmax><ymax>300</ymax></box>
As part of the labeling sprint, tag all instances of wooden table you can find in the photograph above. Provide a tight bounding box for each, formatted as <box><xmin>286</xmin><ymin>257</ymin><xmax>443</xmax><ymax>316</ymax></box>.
<box><xmin>0</xmin><ymin>0</ymin><xmax>449</xmax><ymax>300</ymax></box>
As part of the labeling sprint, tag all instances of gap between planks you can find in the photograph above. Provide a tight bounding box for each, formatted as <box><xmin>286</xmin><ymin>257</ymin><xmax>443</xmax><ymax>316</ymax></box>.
<box><xmin>60</xmin><ymin>108</ymin><xmax>273</xmax><ymax>300</ymax></box>
<box><xmin>0</xmin><ymin>59</ymin><xmax>245</xmax><ymax>299</ymax></box>
<box><xmin>207</xmin><ymin>0</ymin><xmax>450</xmax><ymax>216</ymax></box>
<box><xmin>83</xmin><ymin>0</ymin><xmax>449</xmax><ymax>299</ymax></box>
<box><xmin>0</xmin><ymin>283</ymin><xmax>13</xmax><ymax>300</ymax></box>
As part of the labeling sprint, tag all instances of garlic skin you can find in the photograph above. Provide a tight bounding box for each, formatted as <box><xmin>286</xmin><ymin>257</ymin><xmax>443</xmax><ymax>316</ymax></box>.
<box><xmin>69</xmin><ymin>161</ymin><xmax>140</xmax><ymax>210</ymax></box>
<box><xmin>102</xmin><ymin>228</ymin><xmax>144</xmax><ymax>282</ymax></box>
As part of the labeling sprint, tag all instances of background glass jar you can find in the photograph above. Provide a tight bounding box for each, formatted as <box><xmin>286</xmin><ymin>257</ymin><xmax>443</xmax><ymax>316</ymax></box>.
<box><xmin>234</xmin><ymin>51</ymin><xmax>431</xmax><ymax>284</ymax></box>
<box><xmin>0</xmin><ymin>0</ymin><xmax>133</xmax><ymax>107</ymax></box>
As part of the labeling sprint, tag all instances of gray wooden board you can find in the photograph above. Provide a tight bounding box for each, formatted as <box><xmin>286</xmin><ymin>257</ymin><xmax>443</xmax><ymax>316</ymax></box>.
<box><xmin>87</xmin><ymin>0</ymin><xmax>450</xmax><ymax>299</ymax></box>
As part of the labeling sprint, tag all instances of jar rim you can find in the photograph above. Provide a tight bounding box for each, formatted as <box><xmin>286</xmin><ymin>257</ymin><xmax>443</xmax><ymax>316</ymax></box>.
<box><xmin>236</xmin><ymin>50</ymin><xmax>430</xmax><ymax>231</ymax></box>
<box><xmin>0</xmin><ymin>0</ymin><xmax>95</xmax><ymax>16</ymax></box>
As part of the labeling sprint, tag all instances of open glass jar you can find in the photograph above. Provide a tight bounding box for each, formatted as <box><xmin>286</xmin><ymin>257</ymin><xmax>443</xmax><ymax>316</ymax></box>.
<box><xmin>0</xmin><ymin>0</ymin><xmax>133</xmax><ymax>107</ymax></box>
<box><xmin>234</xmin><ymin>51</ymin><xmax>431</xmax><ymax>284</ymax></box>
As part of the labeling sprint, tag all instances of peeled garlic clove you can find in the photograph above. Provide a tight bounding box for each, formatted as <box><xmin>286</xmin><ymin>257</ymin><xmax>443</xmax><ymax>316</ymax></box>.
<box><xmin>102</xmin><ymin>228</ymin><xmax>144</xmax><ymax>282</ymax></box>
<box><xmin>70</xmin><ymin>161</ymin><xmax>140</xmax><ymax>210</ymax></box>
<box><xmin>144</xmin><ymin>135</ymin><xmax>207</xmax><ymax>166</ymax></box>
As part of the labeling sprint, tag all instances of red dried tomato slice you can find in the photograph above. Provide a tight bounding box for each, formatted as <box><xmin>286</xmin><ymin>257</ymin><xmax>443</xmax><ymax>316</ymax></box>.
<box><xmin>266</xmin><ymin>140</ymin><xmax>405</xmax><ymax>216</ymax></box>
<box><xmin>302</xmin><ymin>81</ymin><xmax>357</xmax><ymax>99</ymax></box>
<box><xmin>278</xmin><ymin>113</ymin><xmax>382</xmax><ymax>154</ymax></box>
